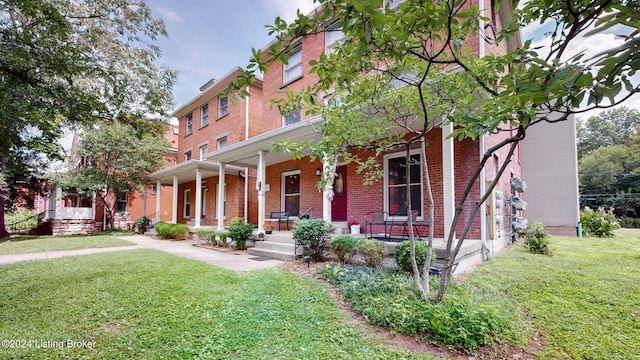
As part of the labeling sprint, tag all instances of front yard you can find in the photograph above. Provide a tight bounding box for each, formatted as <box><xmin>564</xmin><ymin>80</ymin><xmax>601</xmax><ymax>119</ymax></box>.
<box><xmin>0</xmin><ymin>235</ymin><xmax>134</xmax><ymax>255</ymax></box>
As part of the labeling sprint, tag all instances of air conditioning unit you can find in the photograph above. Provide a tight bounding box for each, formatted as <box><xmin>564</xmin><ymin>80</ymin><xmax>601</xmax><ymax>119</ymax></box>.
<box><xmin>515</xmin><ymin>199</ymin><xmax>527</xmax><ymax>210</ymax></box>
<box><xmin>495</xmin><ymin>190</ymin><xmax>504</xmax><ymax>200</ymax></box>
<box><xmin>513</xmin><ymin>217</ymin><xmax>528</xmax><ymax>230</ymax></box>
<box><xmin>495</xmin><ymin>199</ymin><xmax>504</xmax><ymax>208</ymax></box>
<box><xmin>495</xmin><ymin>215</ymin><xmax>503</xmax><ymax>226</ymax></box>
<box><xmin>511</xmin><ymin>177</ymin><xmax>527</xmax><ymax>192</ymax></box>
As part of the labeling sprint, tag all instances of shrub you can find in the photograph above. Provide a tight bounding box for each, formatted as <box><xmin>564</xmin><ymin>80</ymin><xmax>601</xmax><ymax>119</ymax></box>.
<box><xmin>5</xmin><ymin>208</ymin><xmax>39</xmax><ymax>231</ymax></box>
<box><xmin>227</xmin><ymin>217</ymin><xmax>253</xmax><ymax>250</ymax></box>
<box><xmin>134</xmin><ymin>216</ymin><xmax>150</xmax><ymax>233</ymax></box>
<box><xmin>620</xmin><ymin>216</ymin><xmax>640</xmax><ymax>229</ymax></box>
<box><xmin>154</xmin><ymin>222</ymin><xmax>189</xmax><ymax>240</ymax></box>
<box><xmin>520</xmin><ymin>221</ymin><xmax>552</xmax><ymax>255</ymax></box>
<box><xmin>292</xmin><ymin>219</ymin><xmax>335</xmax><ymax>261</ymax></box>
<box><xmin>357</xmin><ymin>239</ymin><xmax>385</xmax><ymax>267</ymax></box>
<box><xmin>330</xmin><ymin>235</ymin><xmax>358</xmax><ymax>263</ymax></box>
<box><xmin>196</xmin><ymin>230</ymin><xmax>214</xmax><ymax>245</ymax></box>
<box><xmin>580</xmin><ymin>206</ymin><xmax>620</xmax><ymax>237</ymax></box>
<box><xmin>319</xmin><ymin>264</ymin><xmax>510</xmax><ymax>352</ymax></box>
<box><xmin>394</xmin><ymin>240</ymin><xmax>436</xmax><ymax>273</ymax></box>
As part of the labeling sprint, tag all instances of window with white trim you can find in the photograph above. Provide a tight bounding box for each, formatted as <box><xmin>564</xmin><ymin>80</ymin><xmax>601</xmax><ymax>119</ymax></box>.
<box><xmin>282</xmin><ymin>170</ymin><xmax>300</xmax><ymax>216</ymax></box>
<box><xmin>184</xmin><ymin>188</ymin><xmax>191</xmax><ymax>218</ymax></box>
<box><xmin>185</xmin><ymin>151</ymin><xmax>192</xmax><ymax>161</ymax></box>
<box><xmin>218</xmin><ymin>95</ymin><xmax>228</xmax><ymax>117</ymax></box>
<box><xmin>325</xmin><ymin>27</ymin><xmax>345</xmax><ymax>54</ymax></box>
<box><xmin>201</xmin><ymin>104</ymin><xmax>209</xmax><ymax>127</ymax></box>
<box><xmin>199</xmin><ymin>145</ymin><xmax>208</xmax><ymax>160</ymax></box>
<box><xmin>283</xmin><ymin>46</ymin><xmax>302</xmax><ymax>83</ymax></box>
<box><xmin>385</xmin><ymin>152</ymin><xmax>422</xmax><ymax>217</ymax></box>
<box><xmin>185</xmin><ymin>113</ymin><xmax>193</xmax><ymax>135</ymax></box>
<box><xmin>217</xmin><ymin>137</ymin><xmax>227</xmax><ymax>149</ymax></box>
<box><xmin>283</xmin><ymin>109</ymin><xmax>301</xmax><ymax>126</ymax></box>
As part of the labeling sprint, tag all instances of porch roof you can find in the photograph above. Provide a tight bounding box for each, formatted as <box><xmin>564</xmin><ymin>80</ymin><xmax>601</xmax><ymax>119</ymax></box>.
<box><xmin>148</xmin><ymin>160</ymin><xmax>244</xmax><ymax>185</ymax></box>
<box><xmin>204</xmin><ymin>116</ymin><xmax>324</xmax><ymax>168</ymax></box>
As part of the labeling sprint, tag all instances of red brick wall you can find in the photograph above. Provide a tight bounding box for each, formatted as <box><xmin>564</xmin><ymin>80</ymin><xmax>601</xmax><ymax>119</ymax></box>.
<box><xmin>176</xmin><ymin>174</ymin><xmax>245</xmax><ymax>226</ymax></box>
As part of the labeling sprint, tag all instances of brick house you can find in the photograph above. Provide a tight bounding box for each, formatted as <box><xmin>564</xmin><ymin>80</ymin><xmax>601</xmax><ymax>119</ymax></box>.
<box><xmin>149</xmin><ymin>0</ymin><xmax>579</xmax><ymax>262</ymax></box>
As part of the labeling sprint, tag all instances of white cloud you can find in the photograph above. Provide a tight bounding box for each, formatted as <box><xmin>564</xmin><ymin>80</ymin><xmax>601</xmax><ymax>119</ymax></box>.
<box><xmin>156</xmin><ymin>7</ymin><xmax>183</xmax><ymax>23</ymax></box>
<box><xmin>269</xmin><ymin>0</ymin><xmax>317</xmax><ymax>22</ymax></box>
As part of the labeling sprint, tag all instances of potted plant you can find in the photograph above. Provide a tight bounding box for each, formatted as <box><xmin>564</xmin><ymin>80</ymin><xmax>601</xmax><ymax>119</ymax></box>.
<box><xmin>348</xmin><ymin>219</ymin><xmax>361</xmax><ymax>235</ymax></box>
<box><xmin>263</xmin><ymin>223</ymin><xmax>274</xmax><ymax>234</ymax></box>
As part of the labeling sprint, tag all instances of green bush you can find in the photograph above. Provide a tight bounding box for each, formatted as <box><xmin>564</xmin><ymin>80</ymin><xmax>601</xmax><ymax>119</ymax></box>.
<box><xmin>357</xmin><ymin>239</ymin><xmax>385</xmax><ymax>267</ymax></box>
<box><xmin>520</xmin><ymin>221</ymin><xmax>552</xmax><ymax>255</ymax></box>
<box><xmin>330</xmin><ymin>235</ymin><xmax>358</xmax><ymax>263</ymax></box>
<box><xmin>319</xmin><ymin>264</ymin><xmax>510</xmax><ymax>352</ymax></box>
<box><xmin>134</xmin><ymin>216</ymin><xmax>150</xmax><ymax>233</ymax></box>
<box><xmin>580</xmin><ymin>206</ymin><xmax>620</xmax><ymax>237</ymax></box>
<box><xmin>154</xmin><ymin>222</ymin><xmax>189</xmax><ymax>240</ymax></box>
<box><xmin>5</xmin><ymin>208</ymin><xmax>39</xmax><ymax>231</ymax></box>
<box><xmin>394</xmin><ymin>240</ymin><xmax>436</xmax><ymax>273</ymax></box>
<box><xmin>292</xmin><ymin>219</ymin><xmax>335</xmax><ymax>261</ymax></box>
<box><xmin>196</xmin><ymin>230</ymin><xmax>214</xmax><ymax>245</ymax></box>
<box><xmin>620</xmin><ymin>216</ymin><xmax>640</xmax><ymax>228</ymax></box>
<box><xmin>227</xmin><ymin>217</ymin><xmax>253</xmax><ymax>250</ymax></box>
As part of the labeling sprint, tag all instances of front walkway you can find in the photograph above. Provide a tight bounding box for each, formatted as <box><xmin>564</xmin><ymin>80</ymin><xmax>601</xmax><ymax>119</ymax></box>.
<box><xmin>0</xmin><ymin>235</ymin><xmax>284</xmax><ymax>272</ymax></box>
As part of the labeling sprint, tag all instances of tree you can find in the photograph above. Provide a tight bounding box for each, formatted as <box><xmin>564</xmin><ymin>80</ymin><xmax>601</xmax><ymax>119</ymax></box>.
<box><xmin>55</xmin><ymin>115</ymin><xmax>169</xmax><ymax>230</ymax></box>
<box><xmin>577</xmin><ymin>107</ymin><xmax>640</xmax><ymax>159</ymax></box>
<box><xmin>0</xmin><ymin>0</ymin><xmax>176</xmax><ymax>237</ymax></box>
<box><xmin>231</xmin><ymin>0</ymin><xmax>640</xmax><ymax>302</ymax></box>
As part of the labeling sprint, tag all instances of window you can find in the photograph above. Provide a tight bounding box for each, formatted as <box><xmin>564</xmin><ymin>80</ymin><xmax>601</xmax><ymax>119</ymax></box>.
<box><xmin>201</xmin><ymin>104</ymin><xmax>209</xmax><ymax>127</ymax></box>
<box><xmin>62</xmin><ymin>190</ymin><xmax>92</xmax><ymax>208</ymax></box>
<box><xmin>217</xmin><ymin>137</ymin><xmax>227</xmax><ymax>149</ymax></box>
<box><xmin>115</xmin><ymin>192</ymin><xmax>128</xmax><ymax>213</ymax></box>
<box><xmin>151</xmin><ymin>184</ymin><xmax>158</xmax><ymax>194</ymax></box>
<box><xmin>282</xmin><ymin>171</ymin><xmax>300</xmax><ymax>216</ymax></box>
<box><xmin>283</xmin><ymin>109</ymin><xmax>301</xmax><ymax>126</ymax></box>
<box><xmin>185</xmin><ymin>151</ymin><xmax>192</xmax><ymax>161</ymax></box>
<box><xmin>385</xmin><ymin>0</ymin><xmax>406</xmax><ymax>9</ymax></box>
<box><xmin>184</xmin><ymin>188</ymin><xmax>191</xmax><ymax>218</ymax></box>
<box><xmin>385</xmin><ymin>152</ymin><xmax>422</xmax><ymax>217</ymax></box>
<box><xmin>283</xmin><ymin>46</ymin><xmax>302</xmax><ymax>83</ymax></box>
<box><xmin>218</xmin><ymin>96</ymin><xmax>228</xmax><ymax>117</ymax></box>
<box><xmin>186</xmin><ymin>113</ymin><xmax>193</xmax><ymax>135</ymax></box>
<box><xmin>199</xmin><ymin>145</ymin><xmax>208</xmax><ymax>160</ymax></box>
<box><xmin>325</xmin><ymin>27</ymin><xmax>345</xmax><ymax>54</ymax></box>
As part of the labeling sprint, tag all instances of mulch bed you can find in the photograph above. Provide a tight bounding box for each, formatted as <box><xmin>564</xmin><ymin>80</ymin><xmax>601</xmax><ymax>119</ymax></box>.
<box><xmin>192</xmin><ymin>243</ymin><xmax>248</xmax><ymax>255</ymax></box>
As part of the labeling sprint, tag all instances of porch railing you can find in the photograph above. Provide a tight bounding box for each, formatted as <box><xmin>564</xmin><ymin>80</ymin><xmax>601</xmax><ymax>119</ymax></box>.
<box><xmin>6</xmin><ymin>210</ymin><xmax>52</xmax><ymax>235</ymax></box>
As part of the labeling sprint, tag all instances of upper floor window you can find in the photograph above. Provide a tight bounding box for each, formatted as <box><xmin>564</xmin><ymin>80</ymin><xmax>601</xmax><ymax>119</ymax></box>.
<box><xmin>218</xmin><ymin>96</ymin><xmax>228</xmax><ymax>118</ymax></box>
<box><xmin>217</xmin><ymin>137</ymin><xmax>227</xmax><ymax>149</ymax></box>
<box><xmin>325</xmin><ymin>27</ymin><xmax>345</xmax><ymax>54</ymax></box>
<box><xmin>201</xmin><ymin>104</ymin><xmax>209</xmax><ymax>127</ymax></box>
<box><xmin>199</xmin><ymin>145</ymin><xmax>208</xmax><ymax>160</ymax></box>
<box><xmin>283</xmin><ymin>109</ymin><xmax>301</xmax><ymax>126</ymax></box>
<box><xmin>283</xmin><ymin>46</ymin><xmax>302</xmax><ymax>83</ymax></box>
<box><xmin>185</xmin><ymin>151</ymin><xmax>192</xmax><ymax>161</ymax></box>
<box><xmin>186</xmin><ymin>113</ymin><xmax>193</xmax><ymax>135</ymax></box>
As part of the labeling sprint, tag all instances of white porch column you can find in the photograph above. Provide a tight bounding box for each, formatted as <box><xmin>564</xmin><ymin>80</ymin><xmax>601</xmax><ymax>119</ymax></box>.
<box><xmin>443</xmin><ymin>123</ymin><xmax>456</xmax><ymax>241</ymax></box>
<box><xmin>257</xmin><ymin>150</ymin><xmax>267</xmax><ymax>234</ymax></box>
<box><xmin>322</xmin><ymin>157</ymin><xmax>337</xmax><ymax>222</ymax></box>
<box><xmin>216</xmin><ymin>163</ymin><xmax>226</xmax><ymax>231</ymax></box>
<box><xmin>194</xmin><ymin>168</ymin><xmax>202</xmax><ymax>228</ymax></box>
<box><xmin>172</xmin><ymin>175</ymin><xmax>178</xmax><ymax>223</ymax></box>
<box><xmin>155</xmin><ymin>180</ymin><xmax>161</xmax><ymax>222</ymax></box>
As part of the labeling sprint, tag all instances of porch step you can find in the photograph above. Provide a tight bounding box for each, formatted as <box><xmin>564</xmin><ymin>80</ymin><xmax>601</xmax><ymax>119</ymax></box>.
<box><xmin>247</xmin><ymin>240</ymin><xmax>303</xmax><ymax>262</ymax></box>
<box><xmin>260</xmin><ymin>232</ymin><xmax>295</xmax><ymax>244</ymax></box>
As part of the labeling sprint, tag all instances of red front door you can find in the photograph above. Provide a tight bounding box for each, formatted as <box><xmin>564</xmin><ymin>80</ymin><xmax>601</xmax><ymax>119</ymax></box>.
<box><xmin>331</xmin><ymin>165</ymin><xmax>348</xmax><ymax>221</ymax></box>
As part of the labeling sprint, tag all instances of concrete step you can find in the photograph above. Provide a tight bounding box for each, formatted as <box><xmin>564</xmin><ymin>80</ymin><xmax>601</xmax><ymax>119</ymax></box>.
<box><xmin>253</xmin><ymin>241</ymin><xmax>301</xmax><ymax>253</ymax></box>
<box><xmin>261</xmin><ymin>232</ymin><xmax>294</xmax><ymax>244</ymax></box>
<box><xmin>247</xmin><ymin>247</ymin><xmax>299</xmax><ymax>262</ymax></box>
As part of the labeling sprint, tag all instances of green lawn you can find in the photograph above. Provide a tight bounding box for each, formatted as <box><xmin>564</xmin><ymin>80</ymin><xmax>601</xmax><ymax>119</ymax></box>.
<box><xmin>0</xmin><ymin>235</ymin><xmax>134</xmax><ymax>255</ymax></box>
<box><xmin>0</xmin><ymin>249</ymin><xmax>436</xmax><ymax>359</ymax></box>
<box><xmin>465</xmin><ymin>228</ymin><xmax>640</xmax><ymax>359</ymax></box>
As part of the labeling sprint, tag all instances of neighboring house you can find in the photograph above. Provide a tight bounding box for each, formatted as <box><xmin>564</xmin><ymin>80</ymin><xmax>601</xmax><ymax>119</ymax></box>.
<box><xmin>148</xmin><ymin>0</ymin><xmax>579</xmax><ymax>262</ymax></box>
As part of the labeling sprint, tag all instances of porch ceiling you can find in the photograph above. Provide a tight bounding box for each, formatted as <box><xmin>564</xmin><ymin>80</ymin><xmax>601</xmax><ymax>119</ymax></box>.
<box><xmin>204</xmin><ymin>116</ymin><xmax>324</xmax><ymax>168</ymax></box>
<box><xmin>148</xmin><ymin>160</ymin><xmax>244</xmax><ymax>185</ymax></box>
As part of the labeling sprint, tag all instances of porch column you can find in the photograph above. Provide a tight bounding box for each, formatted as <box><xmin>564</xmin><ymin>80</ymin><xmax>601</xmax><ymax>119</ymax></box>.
<box><xmin>142</xmin><ymin>185</ymin><xmax>147</xmax><ymax>218</ymax></box>
<box><xmin>194</xmin><ymin>168</ymin><xmax>202</xmax><ymax>228</ymax></box>
<box><xmin>155</xmin><ymin>180</ymin><xmax>161</xmax><ymax>222</ymax></box>
<box><xmin>442</xmin><ymin>122</ymin><xmax>456</xmax><ymax>241</ymax></box>
<box><xmin>322</xmin><ymin>156</ymin><xmax>337</xmax><ymax>222</ymax></box>
<box><xmin>216</xmin><ymin>163</ymin><xmax>226</xmax><ymax>231</ymax></box>
<box><xmin>172</xmin><ymin>175</ymin><xmax>178</xmax><ymax>223</ymax></box>
<box><xmin>257</xmin><ymin>150</ymin><xmax>267</xmax><ymax>234</ymax></box>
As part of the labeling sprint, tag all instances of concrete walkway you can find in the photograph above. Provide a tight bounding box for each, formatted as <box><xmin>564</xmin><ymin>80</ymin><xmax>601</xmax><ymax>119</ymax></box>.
<box><xmin>0</xmin><ymin>235</ymin><xmax>285</xmax><ymax>272</ymax></box>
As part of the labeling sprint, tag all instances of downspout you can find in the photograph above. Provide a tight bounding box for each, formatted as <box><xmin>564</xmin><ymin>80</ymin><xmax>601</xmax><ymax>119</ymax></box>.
<box><xmin>244</xmin><ymin>85</ymin><xmax>250</xmax><ymax>221</ymax></box>
<box><xmin>479</xmin><ymin>0</ymin><xmax>492</xmax><ymax>260</ymax></box>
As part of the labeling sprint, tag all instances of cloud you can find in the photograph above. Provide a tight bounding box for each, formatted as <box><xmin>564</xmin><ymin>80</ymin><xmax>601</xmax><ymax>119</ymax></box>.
<box><xmin>156</xmin><ymin>7</ymin><xmax>183</xmax><ymax>23</ymax></box>
<box><xmin>269</xmin><ymin>0</ymin><xmax>317</xmax><ymax>22</ymax></box>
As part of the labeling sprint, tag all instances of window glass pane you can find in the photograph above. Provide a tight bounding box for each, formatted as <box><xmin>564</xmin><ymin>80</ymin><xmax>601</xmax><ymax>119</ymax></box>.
<box><xmin>284</xmin><ymin>110</ymin><xmax>301</xmax><ymax>125</ymax></box>
<box><xmin>409</xmin><ymin>154</ymin><xmax>421</xmax><ymax>183</ymax></box>
<box><xmin>219</xmin><ymin>96</ymin><xmax>228</xmax><ymax>117</ymax></box>
<box><xmin>388</xmin><ymin>187</ymin><xmax>406</xmax><ymax>216</ymax></box>
<box><xmin>200</xmin><ymin>146</ymin><xmax>207</xmax><ymax>159</ymax></box>
<box><xmin>186</xmin><ymin>114</ymin><xmax>193</xmax><ymax>134</ymax></box>
<box><xmin>285</xmin><ymin>195</ymin><xmax>300</xmax><ymax>216</ymax></box>
<box><xmin>185</xmin><ymin>152</ymin><xmax>191</xmax><ymax>161</ymax></box>
<box><xmin>284</xmin><ymin>48</ymin><xmax>302</xmax><ymax>82</ymax></box>
<box><xmin>218</xmin><ymin>137</ymin><xmax>227</xmax><ymax>149</ymax></box>
<box><xmin>284</xmin><ymin>173</ymin><xmax>300</xmax><ymax>194</ymax></box>
<box><xmin>201</xmin><ymin>105</ymin><xmax>208</xmax><ymax>126</ymax></box>
<box><xmin>388</xmin><ymin>157</ymin><xmax>406</xmax><ymax>185</ymax></box>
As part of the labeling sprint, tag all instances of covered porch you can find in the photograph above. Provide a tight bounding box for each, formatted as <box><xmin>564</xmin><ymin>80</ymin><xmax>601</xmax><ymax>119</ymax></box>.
<box><xmin>148</xmin><ymin>160</ymin><xmax>246</xmax><ymax>229</ymax></box>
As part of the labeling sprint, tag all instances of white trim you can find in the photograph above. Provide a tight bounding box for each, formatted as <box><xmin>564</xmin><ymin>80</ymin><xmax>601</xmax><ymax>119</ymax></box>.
<box><xmin>281</xmin><ymin>170</ymin><xmax>301</xmax><ymax>215</ymax></box>
<box><xmin>200</xmin><ymin>103</ymin><xmax>209</xmax><ymax>127</ymax></box>
<box><xmin>383</xmin><ymin>149</ymin><xmax>424</xmax><ymax>220</ymax></box>
<box><xmin>183</xmin><ymin>188</ymin><xmax>191</xmax><ymax>219</ymax></box>
<box><xmin>218</xmin><ymin>95</ymin><xmax>228</xmax><ymax>118</ymax></box>
<box><xmin>283</xmin><ymin>46</ymin><xmax>302</xmax><ymax>83</ymax></box>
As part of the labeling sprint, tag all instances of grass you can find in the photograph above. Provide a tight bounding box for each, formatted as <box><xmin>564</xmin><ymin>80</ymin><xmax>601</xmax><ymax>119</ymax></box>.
<box><xmin>0</xmin><ymin>249</ymin><xmax>438</xmax><ymax>359</ymax></box>
<box><xmin>465</xmin><ymin>228</ymin><xmax>640</xmax><ymax>359</ymax></box>
<box><xmin>0</xmin><ymin>235</ymin><xmax>134</xmax><ymax>255</ymax></box>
